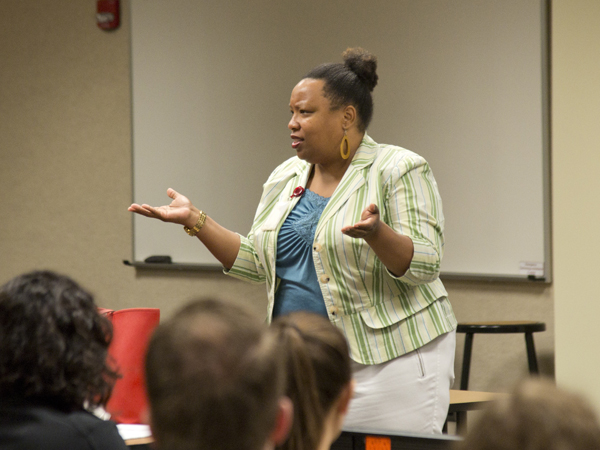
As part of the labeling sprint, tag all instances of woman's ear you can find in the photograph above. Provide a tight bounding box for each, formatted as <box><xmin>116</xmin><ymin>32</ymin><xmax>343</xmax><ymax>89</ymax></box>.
<box><xmin>342</xmin><ymin>105</ymin><xmax>358</xmax><ymax>130</ymax></box>
<box><xmin>269</xmin><ymin>396</ymin><xmax>294</xmax><ymax>446</ymax></box>
<box><xmin>337</xmin><ymin>379</ymin><xmax>356</xmax><ymax>415</ymax></box>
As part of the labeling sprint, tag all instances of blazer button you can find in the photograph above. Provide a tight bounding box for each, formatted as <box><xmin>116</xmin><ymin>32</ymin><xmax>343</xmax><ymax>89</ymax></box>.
<box><xmin>330</xmin><ymin>306</ymin><xmax>338</xmax><ymax>316</ymax></box>
<box><xmin>319</xmin><ymin>274</ymin><xmax>330</xmax><ymax>283</ymax></box>
<box><xmin>313</xmin><ymin>243</ymin><xmax>323</xmax><ymax>252</ymax></box>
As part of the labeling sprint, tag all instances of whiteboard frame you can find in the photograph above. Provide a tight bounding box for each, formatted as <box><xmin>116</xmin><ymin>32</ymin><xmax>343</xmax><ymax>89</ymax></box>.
<box><xmin>129</xmin><ymin>0</ymin><xmax>552</xmax><ymax>282</ymax></box>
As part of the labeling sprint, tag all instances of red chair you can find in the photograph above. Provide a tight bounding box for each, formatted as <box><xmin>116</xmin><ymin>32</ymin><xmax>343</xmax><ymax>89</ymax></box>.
<box><xmin>100</xmin><ymin>308</ymin><xmax>160</xmax><ymax>424</ymax></box>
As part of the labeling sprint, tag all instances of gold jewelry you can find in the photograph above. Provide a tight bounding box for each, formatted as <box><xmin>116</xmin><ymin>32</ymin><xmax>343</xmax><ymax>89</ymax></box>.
<box><xmin>183</xmin><ymin>210</ymin><xmax>207</xmax><ymax>236</ymax></box>
<box><xmin>340</xmin><ymin>130</ymin><xmax>350</xmax><ymax>160</ymax></box>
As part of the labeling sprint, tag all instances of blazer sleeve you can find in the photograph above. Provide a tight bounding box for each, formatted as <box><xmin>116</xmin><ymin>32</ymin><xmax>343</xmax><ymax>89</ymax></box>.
<box><xmin>225</xmin><ymin>232</ymin><xmax>267</xmax><ymax>284</ymax></box>
<box><xmin>382</xmin><ymin>153</ymin><xmax>445</xmax><ymax>286</ymax></box>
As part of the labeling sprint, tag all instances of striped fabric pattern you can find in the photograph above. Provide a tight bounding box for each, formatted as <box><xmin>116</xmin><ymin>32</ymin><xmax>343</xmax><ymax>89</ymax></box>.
<box><xmin>226</xmin><ymin>134</ymin><xmax>457</xmax><ymax>364</ymax></box>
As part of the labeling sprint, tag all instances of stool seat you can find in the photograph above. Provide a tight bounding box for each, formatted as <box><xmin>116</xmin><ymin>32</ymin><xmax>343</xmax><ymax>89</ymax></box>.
<box><xmin>457</xmin><ymin>321</ymin><xmax>546</xmax><ymax>334</ymax></box>
<box><xmin>456</xmin><ymin>320</ymin><xmax>546</xmax><ymax>390</ymax></box>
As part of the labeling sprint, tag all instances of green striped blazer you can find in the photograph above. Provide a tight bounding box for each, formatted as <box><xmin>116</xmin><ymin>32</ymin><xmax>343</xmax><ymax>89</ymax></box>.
<box><xmin>226</xmin><ymin>134</ymin><xmax>457</xmax><ymax>364</ymax></box>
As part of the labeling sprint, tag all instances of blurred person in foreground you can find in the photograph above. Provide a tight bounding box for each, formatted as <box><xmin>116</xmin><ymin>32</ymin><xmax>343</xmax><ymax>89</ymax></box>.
<box><xmin>271</xmin><ymin>312</ymin><xmax>353</xmax><ymax>450</ymax></box>
<box><xmin>454</xmin><ymin>377</ymin><xmax>600</xmax><ymax>450</ymax></box>
<box><xmin>0</xmin><ymin>271</ymin><xmax>127</xmax><ymax>450</ymax></box>
<box><xmin>145</xmin><ymin>298</ymin><xmax>292</xmax><ymax>450</ymax></box>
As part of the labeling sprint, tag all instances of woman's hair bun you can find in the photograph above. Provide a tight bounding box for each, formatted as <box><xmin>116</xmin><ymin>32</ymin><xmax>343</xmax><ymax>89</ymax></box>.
<box><xmin>342</xmin><ymin>47</ymin><xmax>378</xmax><ymax>92</ymax></box>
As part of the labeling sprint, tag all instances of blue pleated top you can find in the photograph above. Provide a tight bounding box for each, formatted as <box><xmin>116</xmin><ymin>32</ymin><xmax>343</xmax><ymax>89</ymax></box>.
<box><xmin>273</xmin><ymin>189</ymin><xmax>330</xmax><ymax>318</ymax></box>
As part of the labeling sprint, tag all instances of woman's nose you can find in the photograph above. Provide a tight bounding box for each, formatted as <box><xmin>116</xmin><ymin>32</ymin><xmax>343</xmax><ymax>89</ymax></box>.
<box><xmin>288</xmin><ymin>115</ymin><xmax>299</xmax><ymax>131</ymax></box>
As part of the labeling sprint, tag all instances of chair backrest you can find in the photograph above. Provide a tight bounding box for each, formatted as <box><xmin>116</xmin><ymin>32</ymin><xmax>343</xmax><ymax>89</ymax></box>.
<box><xmin>101</xmin><ymin>308</ymin><xmax>160</xmax><ymax>424</ymax></box>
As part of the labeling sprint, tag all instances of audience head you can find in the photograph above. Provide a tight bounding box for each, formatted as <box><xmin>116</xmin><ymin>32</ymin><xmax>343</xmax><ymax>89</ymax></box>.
<box><xmin>270</xmin><ymin>312</ymin><xmax>353</xmax><ymax>450</ymax></box>
<box><xmin>0</xmin><ymin>270</ymin><xmax>118</xmax><ymax>412</ymax></box>
<box><xmin>145</xmin><ymin>298</ymin><xmax>291</xmax><ymax>450</ymax></box>
<box><xmin>455</xmin><ymin>377</ymin><xmax>600</xmax><ymax>450</ymax></box>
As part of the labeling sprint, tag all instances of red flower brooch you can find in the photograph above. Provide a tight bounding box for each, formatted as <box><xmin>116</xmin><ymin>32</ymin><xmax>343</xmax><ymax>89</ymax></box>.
<box><xmin>290</xmin><ymin>186</ymin><xmax>305</xmax><ymax>198</ymax></box>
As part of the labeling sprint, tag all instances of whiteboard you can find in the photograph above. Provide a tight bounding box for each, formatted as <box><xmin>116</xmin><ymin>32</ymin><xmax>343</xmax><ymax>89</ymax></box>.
<box><xmin>130</xmin><ymin>0</ymin><xmax>550</xmax><ymax>280</ymax></box>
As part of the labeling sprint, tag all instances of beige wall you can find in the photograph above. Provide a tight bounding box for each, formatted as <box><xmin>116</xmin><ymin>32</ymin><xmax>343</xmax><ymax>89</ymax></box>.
<box><xmin>552</xmin><ymin>0</ymin><xmax>600</xmax><ymax>408</ymax></box>
<box><xmin>0</xmin><ymin>0</ymin><xmax>268</xmax><ymax>319</ymax></box>
<box><xmin>1</xmin><ymin>0</ymin><xmax>556</xmax><ymax>394</ymax></box>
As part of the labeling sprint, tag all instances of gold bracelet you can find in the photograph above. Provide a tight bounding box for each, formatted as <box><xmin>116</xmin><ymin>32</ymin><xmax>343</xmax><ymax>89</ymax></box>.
<box><xmin>183</xmin><ymin>210</ymin><xmax>207</xmax><ymax>236</ymax></box>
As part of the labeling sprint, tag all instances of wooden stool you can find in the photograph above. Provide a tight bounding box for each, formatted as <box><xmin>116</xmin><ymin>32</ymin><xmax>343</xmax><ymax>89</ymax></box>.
<box><xmin>457</xmin><ymin>321</ymin><xmax>546</xmax><ymax>390</ymax></box>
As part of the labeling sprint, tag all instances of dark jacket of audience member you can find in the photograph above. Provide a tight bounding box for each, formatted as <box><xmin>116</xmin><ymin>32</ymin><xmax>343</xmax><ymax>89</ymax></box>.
<box><xmin>0</xmin><ymin>271</ymin><xmax>127</xmax><ymax>450</ymax></box>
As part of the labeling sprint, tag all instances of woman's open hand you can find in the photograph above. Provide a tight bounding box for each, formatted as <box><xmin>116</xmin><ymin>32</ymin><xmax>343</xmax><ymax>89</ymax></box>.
<box><xmin>128</xmin><ymin>188</ymin><xmax>197</xmax><ymax>227</ymax></box>
<box><xmin>341</xmin><ymin>203</ymin><xmax>381</xmax><ymax>239</ymax></box>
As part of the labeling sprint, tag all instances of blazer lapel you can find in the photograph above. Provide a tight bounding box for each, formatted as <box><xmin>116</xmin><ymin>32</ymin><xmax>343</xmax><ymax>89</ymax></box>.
<box><xmin>315</xmin><ymin>134</ymin><xmax>379</xmax><ymax>236</ymax></box>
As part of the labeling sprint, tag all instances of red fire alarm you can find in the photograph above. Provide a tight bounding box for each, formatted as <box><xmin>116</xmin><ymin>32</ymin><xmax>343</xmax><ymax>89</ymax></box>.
<box><xmin>97</xmin><ymin>0</ymin><xmax>120</xmax><ymax>31</ymax></box>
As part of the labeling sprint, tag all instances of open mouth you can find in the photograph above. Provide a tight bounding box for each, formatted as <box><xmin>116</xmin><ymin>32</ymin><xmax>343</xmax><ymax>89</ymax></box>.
<box><xmin>291</xmin><ymin>135</ymin><xmax>303</xmax><ymax>149</ymax></box>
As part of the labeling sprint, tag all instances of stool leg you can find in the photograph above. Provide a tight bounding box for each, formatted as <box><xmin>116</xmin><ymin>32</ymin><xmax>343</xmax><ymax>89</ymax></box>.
<box><xmin>460</xmin><ymin>332</ymin><xmax>474</xmax><ymax>390</ymax></box>
<box><xmin>525</xmin><ymin>332</ymin><xmax>539</xmax><ymax>374</ymax></box>
<box><xmin>456</xmin><ymin>411</ymin><xmax>468</xmax><ymax>435</ymax></box>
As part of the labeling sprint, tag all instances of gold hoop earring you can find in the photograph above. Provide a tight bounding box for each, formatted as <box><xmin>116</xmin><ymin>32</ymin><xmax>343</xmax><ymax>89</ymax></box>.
<box><xmin>340</xmin><ymin>131</ymin><xmax>350</xmax><ymax>160</ymax></box>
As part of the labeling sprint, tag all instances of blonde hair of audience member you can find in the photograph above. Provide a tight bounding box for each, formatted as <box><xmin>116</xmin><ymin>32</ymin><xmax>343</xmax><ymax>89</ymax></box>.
<box><xmin>270</xmin><ymin>312</ymin><xmax>354</xmax><ymax>450</ymax></box>
<box><xmin>455</xmin><ymin>377</ymin><xmax>600</xmax><ymax>450</ymax></box>
<box><xmin>145</xmin><ymin>298</ymin><xmax>292</xmax><ymax>450</ymax></box>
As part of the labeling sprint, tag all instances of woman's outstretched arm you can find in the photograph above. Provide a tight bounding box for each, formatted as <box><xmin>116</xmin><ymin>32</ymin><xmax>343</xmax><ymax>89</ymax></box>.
<box><xmin>129</xmin><ymin>188</ymin><xmax>241</xmax><ymax>269</ymax></box>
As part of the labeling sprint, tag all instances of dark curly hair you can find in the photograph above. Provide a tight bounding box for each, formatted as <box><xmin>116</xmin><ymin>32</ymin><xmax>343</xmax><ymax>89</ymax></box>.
<box><xmin>304</xmin><ymin>47</ymin><xmax>378</xmax><ymax>132</ymax></box>
<box><xmin>0</xmin><ymin>271</ymin><xmax>119</xmax><ymax>412</ymax></box>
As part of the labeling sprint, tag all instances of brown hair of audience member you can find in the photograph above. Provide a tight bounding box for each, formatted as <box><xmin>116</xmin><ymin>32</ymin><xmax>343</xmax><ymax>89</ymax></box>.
<box><xmin>270</xmin><ymin>312</ymin><xmax>353</xmax><ymax>450</ymax></box>
<box><xmin>145</xmin><ymin>298</ymin><xmax>292</xmax><ymax>450</ymax></box>
<box><xmin>0</xmin><ymin>271</ymin><xmax>118</xmax><ymax>412</ymax></box>
<box><xmin>454</xmin><ymin>377</ymin><xmax>600</xmax><ymax>450</ymax></box>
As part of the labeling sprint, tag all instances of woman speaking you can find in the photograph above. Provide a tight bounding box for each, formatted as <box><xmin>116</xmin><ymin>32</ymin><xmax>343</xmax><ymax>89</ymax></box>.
<box><xmin>129</xmin><ymin>48</ymin><xmax>457</xmax><ymax>434</ymax></box>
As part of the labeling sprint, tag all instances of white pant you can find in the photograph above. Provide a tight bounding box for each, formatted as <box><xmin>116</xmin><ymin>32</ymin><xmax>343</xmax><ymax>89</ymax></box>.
<box><xmin>344</xmin><ymin>329</ymin><xmax>456</xmax><ymax>435</ymax></box>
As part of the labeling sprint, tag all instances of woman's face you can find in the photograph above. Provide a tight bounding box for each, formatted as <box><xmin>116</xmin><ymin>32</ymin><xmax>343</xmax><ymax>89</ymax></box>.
<box><xmin>288</xmin><ymin>78</ymin><xmax>345</xmax><ymax>165</ymax></box>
